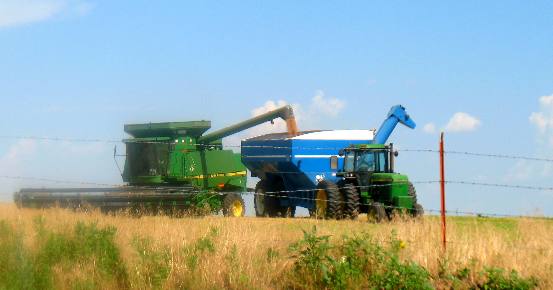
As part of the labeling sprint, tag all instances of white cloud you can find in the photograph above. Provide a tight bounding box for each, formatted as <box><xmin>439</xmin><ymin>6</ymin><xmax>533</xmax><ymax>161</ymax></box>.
<box><xmin>0</xmin><ymin>139</ymin><xmax>38</xmax><ymax>196</ymax></box>
<box><xmin>529</xmin><ymin>94</ymin><xmax>553</xmax><ymax>135</ymax></box>
<box><xmin>503</xmin><ymin>93</ymin><xmax>553</xmax><ymax>182</ymax></box>
<box><xmin>241</xmin><ymin>91</ymin><xmax>345</xmax><ymax>138</ymax></box>
<box><xmin>1</xmin><ymin>139</ymin><xmax>37</xmax><ymax>162</ymax></box>
<box><xmin>0</xmin><ymin>0</ymin><xmax>93</xmax><ymax>28</ymax></box>
<box><xmin>310</xmin><ymin>90</ymin><xmax>345</xmax><ymax>117</ymax></box>
<box><xmin>540</xmin><ymin>95</ymin><xmax>553</xmax><ymax>107</ymax></box>
<box><xmin>529</xmin><ymin>112</ymin><xmax>548</xmax><ymax>133</ymax></box>
<box><xmin>251</xmin><ymin>100</ymin><xmax>293</xmax><ymax>120</ymax></box>
<box><xmin>0</xmin><ymin>139</ymin><xmax>113</xmax><ymax>198</ymax></box>
<box><xmin>222</xmin><ymin>91</ymin><xmax>346</xmax><ymax>150</ymax></box>
<box><xmin>248</xmin><ymin>100</ymin><xmax>302</xmax><ymax>138</ymax></box>
<box><xmin>422</xmin><ymin>123</ymin><xmax>436</xmax><ymax>134</ymax></box>
<box><xmin>444</xmin><ymin>112</ymin><xmax>481</xmax><ymax>132</ymax></box>
<box><xmin>222</xmin><ymin>100</ymin><xmax>299</xmax><ymax>150</ymax></box>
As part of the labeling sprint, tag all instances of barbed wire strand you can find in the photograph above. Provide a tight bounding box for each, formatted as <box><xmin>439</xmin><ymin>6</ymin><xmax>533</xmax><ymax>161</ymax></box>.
<box><xmin>4</xmin><ymin>175</ymin><xmax>552</xmax><ymax>218</ymax></box>
<box><xmin>3</xmin><ymin>174</ymin><xmax>553</xmax><ymax>193</ymax></box>
<box><xmin>2</xmin><ymin>135</ymin><xmax>553</xmax><ymax>163</ymax></box>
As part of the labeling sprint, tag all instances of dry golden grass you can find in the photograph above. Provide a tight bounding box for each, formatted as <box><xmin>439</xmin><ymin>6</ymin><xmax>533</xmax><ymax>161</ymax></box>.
<box><xmin>1</xmin><ymin>202</ymin><xmax>552</xmax><ymax>289</ymax></box>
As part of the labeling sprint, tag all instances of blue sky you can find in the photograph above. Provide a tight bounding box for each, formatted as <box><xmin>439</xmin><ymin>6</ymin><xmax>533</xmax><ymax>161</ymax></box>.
<box><xmin>1</xmin><ymin>0</ymin><xmax>553</xmax><ymax>216</ymax></box>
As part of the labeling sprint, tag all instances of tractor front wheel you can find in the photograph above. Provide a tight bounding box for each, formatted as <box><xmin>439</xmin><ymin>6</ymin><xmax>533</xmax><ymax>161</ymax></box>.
<box><xmin>341</xmin><ymin>183</ymin><xmax>360</xmax><ymax>219</ymax></box>
<box><xmin>314</xmin><ymin>180</ymin><xmax>342</xmax><ymax>219</ymax></box>
<box><xmin>223</xmin><ymin>193</ymin><xmax>245</xmax><ymax>217</ymax></box>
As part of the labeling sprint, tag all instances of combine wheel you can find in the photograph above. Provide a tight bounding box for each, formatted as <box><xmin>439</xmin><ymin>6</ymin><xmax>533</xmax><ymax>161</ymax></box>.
<box><xmin>341</xmin><ymin>183</ymin><xmax>360</xmax><ymax>219</ymax></box>
<box><xmin>368</xmin><ymin>202</ymin><xmax>388</xmax><ymax>223</ymax></box>
<box><xmin>223</xmin><ymin>193</ymin><xmax>245</xmax><ymax>217</ymax></box>
<box><xmin>314</xmin><ymin>180</ymin><xmax>342</xmax><ymax>219</ymax></box>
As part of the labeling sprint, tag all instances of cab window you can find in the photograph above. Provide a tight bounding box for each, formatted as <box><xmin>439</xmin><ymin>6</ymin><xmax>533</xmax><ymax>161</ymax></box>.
<box><xmin>375</xmin><ymin>151</ymin><xmax>387</xmax><ymax>172</ymax></box>
<box><xmin>344</xmin><ymin>151</ymin><xmax>355</xmax><ymax>172</ymax></box>
<box><xmin>356</xmin><ymin>152</ymin><xmax>375</xmax><ymax>171</ymax></box>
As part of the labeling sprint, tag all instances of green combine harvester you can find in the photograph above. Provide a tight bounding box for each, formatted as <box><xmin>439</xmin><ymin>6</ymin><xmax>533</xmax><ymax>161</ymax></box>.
<box><xmin>14</xmin><ymin>106</ymin><xmax>298</xmax><ymax>217</ymax></box>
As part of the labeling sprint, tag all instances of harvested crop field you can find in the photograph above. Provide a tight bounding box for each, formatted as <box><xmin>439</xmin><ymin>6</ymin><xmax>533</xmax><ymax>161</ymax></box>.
<box><xmin>0</xmin><ymin>203</ymin><xmax>551</xmax><ymax>289</ymax></box>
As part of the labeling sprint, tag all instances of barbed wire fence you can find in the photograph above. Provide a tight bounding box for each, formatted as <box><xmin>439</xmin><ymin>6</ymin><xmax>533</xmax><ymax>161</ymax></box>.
<box><xmin>1</xmin><ymin>134</ymin><xmax>552</xmax><ymax>222</ymax></box>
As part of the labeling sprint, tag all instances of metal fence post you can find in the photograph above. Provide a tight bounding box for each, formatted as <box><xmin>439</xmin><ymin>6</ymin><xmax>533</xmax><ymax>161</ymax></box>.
<box><xmin>440</xmin><ymin>132</ymin><xmax>447</xmax><ymax>251</ymax></box>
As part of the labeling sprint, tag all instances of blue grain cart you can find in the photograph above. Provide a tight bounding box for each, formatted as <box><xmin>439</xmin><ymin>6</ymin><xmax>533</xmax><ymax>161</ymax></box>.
<box><xmin>241</xmin><ymin>105</ymin><xmax>416</xmax><ymax>217</ymax></box>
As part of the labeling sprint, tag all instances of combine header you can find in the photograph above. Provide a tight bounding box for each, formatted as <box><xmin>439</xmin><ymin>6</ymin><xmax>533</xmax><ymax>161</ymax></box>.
<box><xmin>14</xmin><ymin>106</ymin><xmax>298</xmax><ymax>217</ymax></box>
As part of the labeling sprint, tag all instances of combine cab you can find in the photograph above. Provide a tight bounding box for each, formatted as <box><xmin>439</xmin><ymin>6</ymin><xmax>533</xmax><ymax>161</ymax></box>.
<box><xmin>121</xmin><ymin>121</ymin><xmax>246</xmax><ymax>189</ymax></box>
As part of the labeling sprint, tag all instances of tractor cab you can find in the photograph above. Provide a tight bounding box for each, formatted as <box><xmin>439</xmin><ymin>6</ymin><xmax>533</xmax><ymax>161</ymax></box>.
<box><xmin>339</xmin><ymin>144</ymin><xmax>397</xmax><ymax>177</ymax></box>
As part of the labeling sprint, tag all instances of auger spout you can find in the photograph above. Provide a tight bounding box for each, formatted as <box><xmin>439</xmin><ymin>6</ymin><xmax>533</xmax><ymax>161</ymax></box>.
<box><xmin>197</xmin><ymin>105</ymin><xmax>298</xmax><ymax>144</ymax></box>
<box><xmin>373</xmin><ymin>105</ymin><xmax>416</xmax><ymax>144</ymax></box>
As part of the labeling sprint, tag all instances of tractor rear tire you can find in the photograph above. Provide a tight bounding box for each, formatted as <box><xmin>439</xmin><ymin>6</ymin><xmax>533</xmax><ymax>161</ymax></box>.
<box><xmin>315</xmin><ymin>180</ymin><xmax>342</xmax><ymax>219</ymax></box>
<box><xmin>408</xmin><ymin>181</ymin><xmax>418</xmax><ymax>204</ymax></box>
<box><xmin>368</xmin><ymin>202</ymin><xmax>388</xmax><ymax>223</ymax></box>
<box><xmin>341</xmin><ymin>183</ymin><xmax>360</xmax><ymax>219</ymax></box>
<box><xmin>223</xmin><ymin>193</ymin><xmax>245</xmax><ymax>217</ymax></box>
<box><xmin>407</xmin><ymin>181</ymin><xmax>424</xmax><ymax>217</ymax></box>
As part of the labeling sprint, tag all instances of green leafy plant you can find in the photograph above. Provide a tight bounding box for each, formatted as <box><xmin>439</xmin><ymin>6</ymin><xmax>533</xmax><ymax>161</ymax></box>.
<box><xmin>183</xmin><ymin>226</ymin><xmax>219</xmax><ymax>271</ymax></box>
<box><xmin>288</xmin><ymin>227</ymin><xmax>432</xmax><ymax>290</ymax></box>
<box><xmin>132</xmin><ymin>236</ymin><xmax>171</xmax><ymax>288</ymax></box>
<box><xmin>478</xmin><ymin>267</ymin><xmax>538</xmax><ymax>290</ymax></box>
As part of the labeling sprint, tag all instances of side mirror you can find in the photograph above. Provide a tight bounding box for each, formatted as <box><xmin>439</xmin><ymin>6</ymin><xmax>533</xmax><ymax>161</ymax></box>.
<box><xmin>338</xmin><ymin>149</ymin><xmax>345</xmax><ymax>156</ymax></box>
<box><xmin>394</xmin><ymin>151</ymin><xmax>399</xmax><ymax>157</ymax></box>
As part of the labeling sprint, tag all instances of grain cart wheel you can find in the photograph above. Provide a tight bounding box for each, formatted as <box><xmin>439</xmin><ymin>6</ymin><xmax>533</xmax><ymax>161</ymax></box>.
<box><xmin>271</xmin><ymin>181</ymin><xmax>296</xmax><ymax>218</ymax></box>
<box><xmin>254</xmin><ymin>180</ymin><xmax>279</xmax><ymax>217</ymax></box>
<box><xmin>341</xmin><ymin>183</ymin><xmax>360</xmax><ymax>219</ymax></box>
<box><xmin>281</xmin><ymin>206</ymin><xmax>296</xmax><ymax>218</ymax></box>
<box><xmin>314</xmin><ymin>180</ymin><xmax>342</xmax><ymax>219</ymax></box>
<box><xmin>223</xmin><ymin>193</ymin><xmax>245</xmax><ymax>217</ymax></box>
<box><xmin>368</xmin><ymin>202</ymin><xmax>388</xmax><ymax>223</ymax></box>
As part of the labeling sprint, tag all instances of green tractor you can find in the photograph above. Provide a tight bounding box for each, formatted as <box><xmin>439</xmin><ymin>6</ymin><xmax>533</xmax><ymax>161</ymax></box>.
<box><xmin>331</xmin><ymin>143</ymin><xmax>423</xmax><ymax>221</ymax></box>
